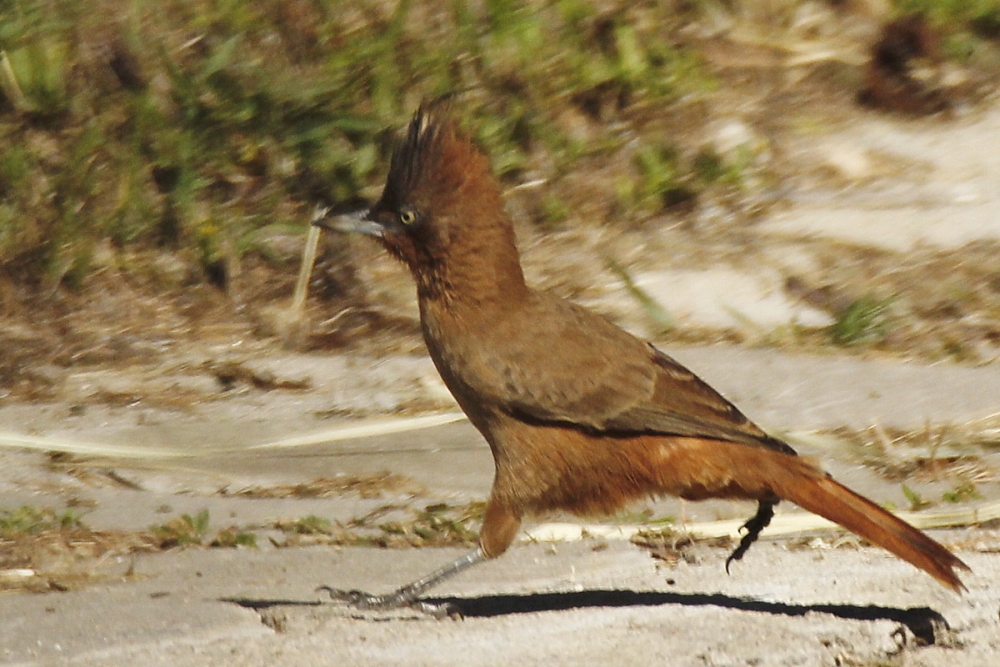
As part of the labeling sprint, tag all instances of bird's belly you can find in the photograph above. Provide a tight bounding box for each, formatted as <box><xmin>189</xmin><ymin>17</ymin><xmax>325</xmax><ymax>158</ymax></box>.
<box><xmin>488</xmin><ymin>422</ymin><xmax>771</xmax><ymax>517</ymax></box>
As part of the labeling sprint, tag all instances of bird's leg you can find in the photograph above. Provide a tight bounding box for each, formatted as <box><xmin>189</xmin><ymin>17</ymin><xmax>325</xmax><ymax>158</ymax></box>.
<box><xmin>318</xmin><ymin>547</ymin><xmax>487</xmax><ymax>618</ymax></box>
<box><xmin>725</xmin><ymin>499</ymin><xmax>776</xmax><ymax>573</ymax></box>
<box><xmin>321</xmin><ymin>488</ymin><xmax>521</xmax><ymax>617</ymax></box>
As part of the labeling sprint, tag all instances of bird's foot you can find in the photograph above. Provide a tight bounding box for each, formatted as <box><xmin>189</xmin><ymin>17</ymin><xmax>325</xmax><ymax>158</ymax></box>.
<box><xmin>316</xmin><ymin>586</ymin><xmax>460</xmax><ymax>619</ymax></box>
<box><xmin>317</xmin><ymin>586</ymin><xmax>391</xmax><ymax>610</ymax></box>
<box><xmin>725</xmin><ymin>499</ymin><xmax>776</xmax><ymax>573</ymax></box>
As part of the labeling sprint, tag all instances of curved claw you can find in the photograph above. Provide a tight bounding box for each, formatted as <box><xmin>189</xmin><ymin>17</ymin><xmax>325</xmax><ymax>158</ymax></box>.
<box><xmin>725</xmin><ymin>500</ymin><xmax>776</xmax><ymax>574</ymax></box>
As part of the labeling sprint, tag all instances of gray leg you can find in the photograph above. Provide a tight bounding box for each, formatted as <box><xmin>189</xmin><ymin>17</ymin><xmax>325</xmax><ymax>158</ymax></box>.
<box><xmin>319</xmin><ymin>547</ymin><xmax>487</xmax><ymax>618</ymax></box>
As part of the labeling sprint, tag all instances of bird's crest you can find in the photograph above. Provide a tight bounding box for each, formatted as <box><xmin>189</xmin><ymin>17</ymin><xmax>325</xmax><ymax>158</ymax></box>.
<box><xmin>380</xmin><ymin>98</ymin><xmax>494</xmax><ymax>213</ymax></box>
<box><xmin>383</xmin><ymin>100</ymin><xmax>459</xmax><ymax>208</ymax></box>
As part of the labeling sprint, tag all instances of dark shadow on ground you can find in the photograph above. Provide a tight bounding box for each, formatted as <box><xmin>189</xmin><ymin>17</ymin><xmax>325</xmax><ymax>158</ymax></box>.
<box><xmin>433</xmin><ymin>590</ymin><xmax>947</xmax><ymax>643</ymax></box>
<box><xmin>223</xmin><ymin>589</ymin><xmax>950</xmax><ymax>644</ymax></box>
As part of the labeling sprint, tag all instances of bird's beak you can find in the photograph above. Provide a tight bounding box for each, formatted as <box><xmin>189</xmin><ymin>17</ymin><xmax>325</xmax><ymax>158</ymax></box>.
<box><xmin>311</xmin><ymin>206</ymin><xmax>386</xmax><ymax>238</ymax></box>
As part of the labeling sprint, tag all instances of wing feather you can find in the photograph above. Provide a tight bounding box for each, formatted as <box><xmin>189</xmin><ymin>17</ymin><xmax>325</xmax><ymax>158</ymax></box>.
<box><xmin>494</xmin><ymin>296</ymin><xmax>792</xmax><ymax>454</ymax></box>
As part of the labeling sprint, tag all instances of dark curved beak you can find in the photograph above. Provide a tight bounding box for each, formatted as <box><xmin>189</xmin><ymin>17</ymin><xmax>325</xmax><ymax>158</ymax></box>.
<box><xmin>311</xmin><ymin>206</ymin><xmax>386</xmax><ymax>238</ymax></box>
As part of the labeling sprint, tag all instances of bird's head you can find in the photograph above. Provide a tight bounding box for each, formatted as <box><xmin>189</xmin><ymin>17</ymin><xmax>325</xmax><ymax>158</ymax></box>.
<box><xmin>314</xmin><ymin>102</ymin><xmax>520</xmax><ymax>300</ymax></box>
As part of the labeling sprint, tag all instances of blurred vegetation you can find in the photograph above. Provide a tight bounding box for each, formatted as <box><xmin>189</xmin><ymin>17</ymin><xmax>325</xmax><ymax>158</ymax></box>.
<box><xmin>896</xmin><ymin>0</ymin><xmax>1000</xmax><ymax>37</ymax></box>
<box><xmin>606</xmin><ymin>257</ymin><xmax>675</xmax><ymax>338</ymax></box>
<box><xmin>272</xmin><ymin>501</ymin><xmax>486</xmax><ymax>548</ymax></box>
<box><xmin>0</xmin><ymin>0</ymin><xmax>722</xmax><ymax>290</ymax></box>
<box><xmin>828</xmin><ymin>293</ymin><xmax>894</xmax><ymax>347</ymax></box>
<box><xmin>895</xmin><ymin>0</ymin><xmax>1000</xmax><ymax>60</ymax></box>
<box><xmin>150</xmin><ymin>508</ymin><xmax>256</xmax><ymax>548</ymax></box>
<box><xmin>0</xmin><ymin>0</ymin><xmax>997</xmax><ymax>360</ymax></box>
<box><xmin>0</xmin><ymin>504</ymin><xmax>83</xmax><ymax>536</ymax></box>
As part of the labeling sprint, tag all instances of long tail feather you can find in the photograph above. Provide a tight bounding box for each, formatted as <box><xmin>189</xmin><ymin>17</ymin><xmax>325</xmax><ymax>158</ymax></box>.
<box><xmin>766</xmin><ymin>455</ymin><xmax>970</xmax><ymax>592</ymax></box>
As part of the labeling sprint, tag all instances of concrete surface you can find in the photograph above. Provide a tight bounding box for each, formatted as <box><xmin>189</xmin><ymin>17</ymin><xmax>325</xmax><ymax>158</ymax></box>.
<box><xmin>1</xmin><ymin>539</ymin><xmax>999</xmax><ymax>666</ymax></box>
<box><xmin>2</xmin><ymin>346</ymin><xmax>1000</xmax><ymax>666</ymax></box>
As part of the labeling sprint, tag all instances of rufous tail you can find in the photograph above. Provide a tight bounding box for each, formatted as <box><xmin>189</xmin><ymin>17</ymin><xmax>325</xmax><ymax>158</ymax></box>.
<box><xmin>762</xmin><ymin>451</ymin><xmax>970</xmax><ymax>592</ymax></box>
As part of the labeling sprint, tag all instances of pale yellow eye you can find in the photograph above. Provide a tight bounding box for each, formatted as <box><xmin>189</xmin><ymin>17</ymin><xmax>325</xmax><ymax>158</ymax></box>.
<box><xmin>399</xmin><ymin>208</ymin><xmax>417</xmax><ymax>225</ymax></box>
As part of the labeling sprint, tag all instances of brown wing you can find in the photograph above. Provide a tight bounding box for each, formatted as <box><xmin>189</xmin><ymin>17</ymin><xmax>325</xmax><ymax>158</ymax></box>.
<box><xmin>604</xmin><ymin>346</ymin><xmax>795</xmax><ymax>454</ymax></box>
<box><xmin>495</xmin><ymin>296</ymin><xmax>793</xmax><ymax>455</ymax></box>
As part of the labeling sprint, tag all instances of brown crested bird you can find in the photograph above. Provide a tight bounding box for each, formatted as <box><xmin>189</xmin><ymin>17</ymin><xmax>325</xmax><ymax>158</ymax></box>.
<box><xmin>313</xmin><ymin>103</ymin><xmax>968</xmax><ymax>614</ymax></box>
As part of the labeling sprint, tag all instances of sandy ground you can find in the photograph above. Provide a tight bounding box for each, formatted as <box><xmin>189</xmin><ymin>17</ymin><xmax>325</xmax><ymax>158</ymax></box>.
<box><xmin>2</xmin><ymin>345</ymin><xmax>1000</xmax><ymax>667</ymax></box>
<box><xmin>3</xmin><ymin>77</ymin><xmax>1000</xmax><ymax>667</ymax></box>
<box><xmin>3</xmin><ymin>540</ymin><xmax>1000</xmax><ymax>667</ymax></box>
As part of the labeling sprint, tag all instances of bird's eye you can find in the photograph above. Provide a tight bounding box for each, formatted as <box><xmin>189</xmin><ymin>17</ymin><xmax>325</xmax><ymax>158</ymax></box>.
<box><xmin>399</xmin><ymin>208</ymin><xmax>418</xmax><ymax>226</ymax></box>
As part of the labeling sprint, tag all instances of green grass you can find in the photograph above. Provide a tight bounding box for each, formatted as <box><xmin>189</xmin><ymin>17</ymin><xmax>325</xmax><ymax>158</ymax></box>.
<box><xmin>278</xmin><ymin>514</ymin><xmax>334</xmax><ymax>535</ymax></box>
<box><xmin>150</xmin><ymin>509</ymin><xmax>256</xmax><ymax>548</ymax></box>
<box><xmin>150</xmin><ymin>509</ymin><xmax>211</xmax><ymax>546</ymax></box>
<box><xmin>893</xmin><ymin>0</ymin><xmax>1000</xmax><ymax>61</ymax></box>
<box><xmin>941</xmin><ymin>481</ymin><xmax>982</xmax><ymax>504</ymax></box>
<box><xmin>0</xmin><ymin>0</ymin><xmax>716</xmax><ymax>289</ymax></box>
<box><xmin>894</xmin><ymin>0</ymin><xmax>1000</xmax><ymax>34</ymax></box>
<box><xmin>606</xmin><ymin>258</ymin><xmax>674</xmax><ymax>337</ymax></box>
<box><xmin>901</xmin><ymin>484</ymin><xmax>932</xmax><ymax>511</ymax></box>
<box><xmin>372</xmin><ymin>501</ymin><xmax>484</xmax><ymax>548</ymax></box>
<box><xmin>828</xmin><ymin>294</ymin><xmax>894</xmax><ymax>347</ymax></box>
<box><xmin>0</xmin><ymin>505</ymin><xmax>83</xmax><ymax>537</ymax></box>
